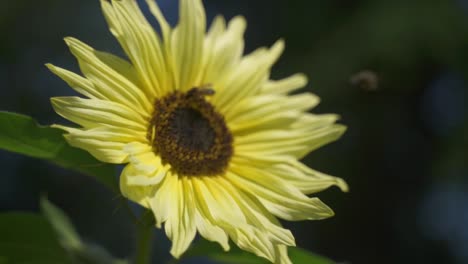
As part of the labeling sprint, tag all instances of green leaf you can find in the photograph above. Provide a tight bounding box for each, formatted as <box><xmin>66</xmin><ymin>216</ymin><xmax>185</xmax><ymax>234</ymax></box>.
<box><xmin>0</xmin><ymin>212</ymin><xmax>73</xmax><ymax>264</ymax></box>
<box><xmin>40</xmin><ymin>197</ymin><xmax>129</xmax><ymax>264</ymax></box>
<box><xmin>185</xmin><ymin>240</ymin><xmax>335</xmax><ymax>264</ymax></box>
<box><xmin>0</xmin><ymin>112</ymin><xmax>64</xmax><ymax>159</ymax></box>
<box><xmin>40</xmin><ymin>196</ymin><xmax>82</xmax><ymax>251</ymax></box>
<box><xmin>288</xmin><ymin>248</ymin><xmax>335</xmax><ymax>264</ymax></box>
<box><xmin>0</xmin><ymin>111</ymin><xmax>117</xmax><ymax>191</ymax></box>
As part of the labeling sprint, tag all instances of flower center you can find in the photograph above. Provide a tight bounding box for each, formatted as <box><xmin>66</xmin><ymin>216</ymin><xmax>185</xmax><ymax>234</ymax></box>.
<box><xmin>148</xmin><ymin>88</ymin><xmax>233</xmax><ymax>176</ymax></box>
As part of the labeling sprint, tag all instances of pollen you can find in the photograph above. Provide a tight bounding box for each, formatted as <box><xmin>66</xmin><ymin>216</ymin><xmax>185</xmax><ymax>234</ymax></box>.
<box><xmin>148</xmin><ymin>88</ymin><xmax>233</xmax><ymax>176</ymax></box>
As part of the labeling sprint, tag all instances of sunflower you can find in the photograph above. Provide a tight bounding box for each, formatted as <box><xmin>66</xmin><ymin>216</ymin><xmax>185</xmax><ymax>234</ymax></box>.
<box><xmin>47</xmin><ymin>0</ymin><xmax>348</xmax><ymax>263</ymax></box>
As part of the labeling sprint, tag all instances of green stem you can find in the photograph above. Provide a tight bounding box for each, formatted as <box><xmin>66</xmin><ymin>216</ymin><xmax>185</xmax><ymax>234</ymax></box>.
<box><xmin>134</xmin><ymin>210</ymin><xmax>154</xmax><ymax>264</ymax></box>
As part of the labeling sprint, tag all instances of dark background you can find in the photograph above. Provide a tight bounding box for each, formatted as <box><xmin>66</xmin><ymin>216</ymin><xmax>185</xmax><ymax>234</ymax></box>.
<box><xmin>1</xmin><ymin>0</ymin><xmax>468</xmax><ymax>263</ymax></box>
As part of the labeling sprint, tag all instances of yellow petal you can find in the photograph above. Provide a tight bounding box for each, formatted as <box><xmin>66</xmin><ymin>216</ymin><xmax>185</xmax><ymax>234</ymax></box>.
<box><xmin>194</xmin><ymin>208</ymin><xmax>230</xmax><ymax>251</ymax></box>
<box><xmin>144</xmin><ymin>0</ymin><xmax>171</xmax><ymax>42</ymax></box>
<box><xmin>149</xmin><ymin>172</ymin><xmax>176</xmax><ymax>228</ymax></box>
<box><xmin>226</xmin><ymin>93</ymin><xmax>319</xmax><ymax>122</ymax></box>
<box><xmin>207</xmin><ymin>16</ymin><xmax>227</xmax><ymax>42</ymax></box>
<box><xmin>165</xmin><ymin>177</ymin><xmax>197</xmax><ymax>258</ymax></box>
<box><xmin>198</xmin><ymin>178</ymin><xmax>277</xmax><ymax>262</ymax></box>
<box><xmin>120</xmin><ymin>163</ymin><xmax>156</xmax><ymax>208</ymax></box>
<box><xmin>51</xmin><ymin>96</ymin><xmax>147</xmax><ymax>131</ymax></box>
<box><xmin>213</xmin><ymin>39</ymin><xmax>284</xmax><ymax>114</ymax></box>
<box><xmin>266</xmin><ymin>161</ymin><xmax>349</xmax><ymax>194</ymax></box>
<box><xmin>226</xmin><ymin>171</ymin><xmax>334</xmax><ymax>221</ymax></box>
<box><xmin>234</xmin><ymin>228</ymin><xmax>276</xmax><ymax>262</ymax></box>
<box><xmin>192</xmin><ymin>177</ymin><xmax>248</xmax><ymax>226</ymax></box>
<box><xmin>201</xmin><ymin>16</ymin><xmax>246</xmax><ymax>86</ymax></box>
<box><xmin>235</xmin><ymin>125</ymin><xmax>346</xmax><ymax>159</ymax></box>
<box><xmin>123</xmin><ymin>144</ymin><xmax>169</xmax><ymax>186</ymax></box>
<box><xmin>64</xmin><ymin>134</ymin><xmax>128</xmax><ymax>164</ymax></box>
<box><xmin>101</xmin><ymin>0</ymin><xmax>170</xmax><ymax>97</ymax></box>
<box><xmin>261</xmin><ymin>73</ymin><xmax>308</xmax><ymax>94</ymax></box>
<box><xmin>54</xmin><ymin>125</ymin><xmax>146</xmax><ymax>143</ymax></box>
<box><xmin>125</xmin><ymin>168</ymin><xmax>167</xmax><ymax>186</ymax></box>
<box><xmin>46</xmin><ymin>64</ymin><xmax>102</xmax><ymax>99</ymax></box>
<box><xmin>274</xmin><ymin>245</ymin><xmax>292</xmax><ymax>264</ymax></box>
<box><xmin>52</xmin><ymin>125</ymin><xmax>145</xmax><ymax>164</ymax></box>
<box><xmin>217</xmin><ymin>178</ymin><xmax>295</xmax><ymax>247</ymax></box>
<box><xmin>170</xmin><ymin>0</ymin><xmax>206</xmax><ymax>91</ymax></box>
<box><xmin>64</xmin><ymin>37</ymin><xmax>152</xmax><ymax>114</ymax></box>
<box><xmin>226</xmin><ymin>93</ymin><xmax>320</xmax><ymax>135</ymax></box>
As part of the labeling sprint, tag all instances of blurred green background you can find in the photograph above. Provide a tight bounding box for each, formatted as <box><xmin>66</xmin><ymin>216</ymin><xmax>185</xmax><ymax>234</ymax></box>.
<box><xmin>1</xmin><ymin>0</ymin><xmax>467</xmax><ymax>263</ymax></box>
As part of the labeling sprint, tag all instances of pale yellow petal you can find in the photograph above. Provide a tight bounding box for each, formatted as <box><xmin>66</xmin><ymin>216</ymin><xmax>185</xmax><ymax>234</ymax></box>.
<box><xmin>229</xmin><ymin>111</ymin><xmax>300</xmax><ymax>137</ymax></box>
<box><xmin>149</xmin><ymin>172</ymin><xmax>176</xmax><ymax>228</ymax></box>
<box><xmin>290</xmin><ymin>113</ymin><xmax>341</xmax><ymax>132</ymax></box>
<box><xmin>194</xmin><ymin>208</ymin><xmax>230</xmax><ymax>251</ymax></box>
<box><xmin>197</xmin><ymin>178</ymin><xmax>276</xmax><ymax>262</ymax></box>
<box><xmin>258</xmin><ymin>193</ymin><xmax>334</xmax><ymax>222</ymax></box>
<box><xmin>261</xmin><ymin>73</ymin><xmax>308</xmax><ymax>94</ymax></box>
<box><xmin>101</xmin><ymin>0</ymin><xmax>170</xmax><ymax>96</ymax></box>
<box><xmin>165</xmin><ymin>177</ymin><xmax>197</xmax><ymax>258</ymax></box>
<box><xmin>192</xmin><ymin>177</ymin><xmax>248</xmax><ymax>226</ymax></box>
<box><xmin>235</xmin><ymin>125</ymin><xmax>346</xmax><ymax>159</ymax></box>
<box><xmin>226</xmin><ymin>93</ymin><xmax>319</xmax><ymax>122</ymax></box>
<box><xmin>52</xmin><ymin>125</ymin><xmax>145</xmax><ymax>164</ymax></box>
<box><xmin>201</xmin><ymin>16</ymin><xmax>246</xmax><ymax>86</ymax></box>
<box><xmin>127</xmin><ymin>154</ymin><xmax>158</xmax><ymax>175</ymax></box>
<box><xmin>144</xmin><ymin>0</ymin><xmax>173</xmax><ymax>86</ymax></box>
<box><xmin>125</xmin><ymin>168</ymin><xmax>166</xmax><ymax>186</ymax></box>
<box><xmin>226</xmin><ymin>170</ymin><xmax>334</xmax><ymax>221</ymax></box>
<box><xmin>123</xmin><ymin>141</ymin><xmax>153</xmax><ymax>155</ymax></box>
<box><xmin>64</xmin><ymin>134</ymin><xmax>128</xmax><ymax>164</ymax></box>
<box><xmin>170</xmin><ymin>0</ymin><xmax>206</xmax><ymax>91</ymax></box>
<box><xmin>228</xmin><ymin>162</ymin><xmax>304</xmax><ymax>198</ymax></box>
<box><xmin>51</xmin><ymin>96</ymin><xmax>147</xmax><ymax>131</ymax></box>
<box><xmin>226</xmin><ymin>93</ymin><xmax>320</xmax><ymax>135</ymax></box>
<box><xmin>192</xmin><ymin>179</ymin><xmax>258</xmax><ymax>256</ymax></box>
<box><xmin>46</xmin><ymin>64</ymin><xmax>103</xmax><ymax>99</ymax></box>
<box><xmin>54</xmin><ymin>125</ymin><xmax>146</xmax><ymax>144</ymax></box>
<box><xmin>64</xmin><ymin>37</ymin><xmax>152</xmax><ymax>114</ymax></box>
<box><xmin>267</xmin><ymin>161</ymin><xmax>349</xmax><ymax>194</ymax></box>
<box><xmin>120</xmin><ymin>163</ymin><xmax>156</xmax><ymax>208</ymax></box>
<box><xmin>217</xmin><ymin>178</ymin><xmax>295</xmax><ymax>247</ymax></box>
<box><xmin>148</xmin><ymin>175</ymin><xmax>199</xmax><ymax>258</ymax></box>
<box><xmin>207</xmin><ymin>16</ymin><xmax>227</xmax><ymax>41</ymax></box>
<box><xmin>199</xmin><ymin>15</ymin><xmax>226</xmax><ymax>83</ymax></box>
<box><xmin>191</xmin><ymin>179</ymin><xmax>234</xmax><ymax>252</ymax></box>
<box><xmin>88</xmin><ymin>45</ymin><xmax>141</xmax><ymax>85</ymax></box>
<box><xmin>212</xmin><ymin>39</ymin><xmax>284</xmax><ymax>115</ymax></box>
<box><xmin>230</xmin><ymin>154</ymin><xmax>348</xmax><ymax>194</ymax></box>
<box><xmin>274</xmin><ymin>245</ymin><xmax>292</xmax><ymax>264</ymax></box>
<box><xmin>144</xmin><ymin>0</ymin><xmax>171</xmax><ymax>42</ymax></box>
<box><xmin>50</xmin><ymin>94</ymin><xmax>145</xmax><ymax>163</ymax></box>
<box><xmin>234</xmin><ymin>229</ymin><xmax>276</xmax><ymax>262</ymax></box>
<box><xmin>123</xmin><ymin>143</ymin><xmax>169</xmax><ymax>186</ymax></box>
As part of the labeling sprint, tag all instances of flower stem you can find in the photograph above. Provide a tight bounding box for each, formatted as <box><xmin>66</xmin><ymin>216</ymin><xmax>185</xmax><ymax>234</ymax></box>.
<box><xmin>135</xmin><ymin>210</ymin><xmax>154</xmax><ymax>264</ymax></box>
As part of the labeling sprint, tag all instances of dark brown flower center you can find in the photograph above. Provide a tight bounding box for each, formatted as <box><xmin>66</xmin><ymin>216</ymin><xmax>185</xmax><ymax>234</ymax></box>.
<box><xmin>148</xmin><ymin>88</ymin><xmax>233</xmax><ymax>176</ymax></box>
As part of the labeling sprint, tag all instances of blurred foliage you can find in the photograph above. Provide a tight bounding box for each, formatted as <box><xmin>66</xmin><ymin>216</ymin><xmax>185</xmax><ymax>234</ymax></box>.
<box><xmin>40</xmin><ymin>197</ymin><xmax>128</xmax><ymax>264</ymax></box>
<box><xmin>0</xmin><ymin>212</ymin><xmax>72</xmax><ymax>263</ymax></box>
<box><xmin>185</xmin><ymin>240</ymin><xmax>334</xmax><ymax>264</ymax></box>
<box><xmin>0</xmin><ymin>112</ymin><xmax>117</xmax><ymax>191</ymax></box>
<box><xmin>0</xmin><ymin>198</ymin><xmax>128</xmax><ymax>264</ymax></box>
